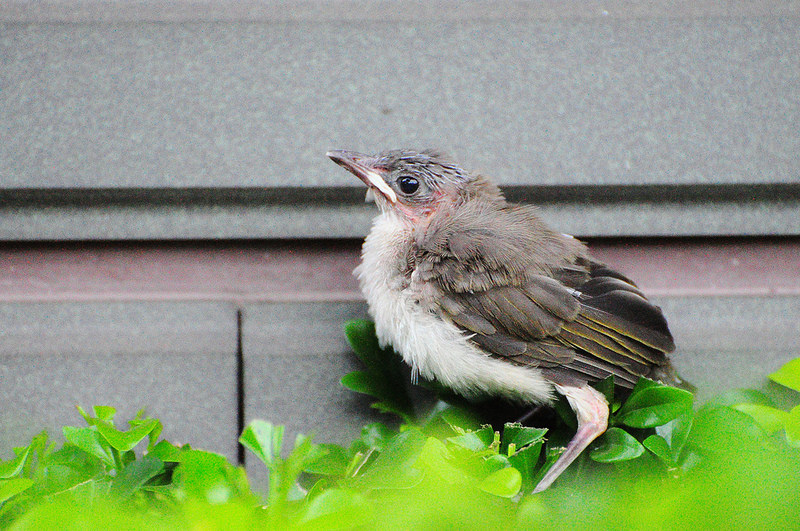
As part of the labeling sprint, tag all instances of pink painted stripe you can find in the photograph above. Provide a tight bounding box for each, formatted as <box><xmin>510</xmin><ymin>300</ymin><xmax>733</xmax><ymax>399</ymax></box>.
<box><xmin>587</xmin><ymin>239</ymin><xmax>800</xmax><ymax>297</ymax></box>
<box><xmin>0</xmin><ymin>239</ymin><xmax>798</xmax><ymax>303</ymax></box>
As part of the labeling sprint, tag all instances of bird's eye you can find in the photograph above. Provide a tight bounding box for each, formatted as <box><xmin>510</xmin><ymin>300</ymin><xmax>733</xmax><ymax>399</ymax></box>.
<box><xmin>397</xmin><ymin>176</ymin><xmax>420</xmax><ymax>195</ymax></box>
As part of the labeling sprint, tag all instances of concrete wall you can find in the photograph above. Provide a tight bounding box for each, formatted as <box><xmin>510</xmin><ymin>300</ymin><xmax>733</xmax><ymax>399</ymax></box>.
<box><xmin>1</xmin><ymin>1</ymin><xmax>799</xmax><ymax>468</ymax></box>
<box><xmin>2</xmin><ymin>2</ymin><xmax>799</xmax><ymax>239</ymax></box>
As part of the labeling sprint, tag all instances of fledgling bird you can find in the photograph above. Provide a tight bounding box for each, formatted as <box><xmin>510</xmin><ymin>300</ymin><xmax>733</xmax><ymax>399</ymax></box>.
<box><xmin>328</xmin><ymin>148</ymin><xmax>679</xmax><ymax>492</ymax></box>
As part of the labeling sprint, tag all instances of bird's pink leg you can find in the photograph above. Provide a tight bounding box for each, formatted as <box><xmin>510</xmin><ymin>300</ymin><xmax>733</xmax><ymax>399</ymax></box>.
<box><xmin>533</xmin><ymin>384</ymin><xmax>609</xmax><ymax>493</ymax></box>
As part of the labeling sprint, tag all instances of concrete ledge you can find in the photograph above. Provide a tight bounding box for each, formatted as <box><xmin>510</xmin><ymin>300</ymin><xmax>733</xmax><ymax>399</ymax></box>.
<box><xmin>1</xmin><ymin>183</ymin><xmax>798</xmax><ymax>239</ymax></box>
<box><xmin>4</xmin><ymin>18</ymin><xmax>798</xmax><ymax>189</ymax></box>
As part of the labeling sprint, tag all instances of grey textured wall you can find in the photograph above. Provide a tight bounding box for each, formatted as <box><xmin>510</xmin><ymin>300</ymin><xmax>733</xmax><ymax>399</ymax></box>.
<box><xmin>2</xmin><ymin>1</ymin><xmax>799</xmax><ymax>239</ymax></box>
<box><xmin>1</xmin><ymin>1</ymin><xmax>799</xmax><ymax>467</ymax></box>
<box><xmin>2</xmin><ymin>296</ymin><xmax>799</xmax><ymax>465</ymax></box>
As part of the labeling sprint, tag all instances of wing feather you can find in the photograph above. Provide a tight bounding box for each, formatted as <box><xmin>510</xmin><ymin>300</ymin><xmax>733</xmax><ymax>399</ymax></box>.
<box><xmin>417</xmin><ymin>201</ymin><xmax>676</xmax><ymax>389</ymax></box>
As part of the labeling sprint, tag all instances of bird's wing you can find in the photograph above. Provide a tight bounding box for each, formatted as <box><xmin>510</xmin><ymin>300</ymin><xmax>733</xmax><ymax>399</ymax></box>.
<box><xmin>417</xmin><ymin>206</ymin><xmax>675</xmax><ymax>389</ymax></box>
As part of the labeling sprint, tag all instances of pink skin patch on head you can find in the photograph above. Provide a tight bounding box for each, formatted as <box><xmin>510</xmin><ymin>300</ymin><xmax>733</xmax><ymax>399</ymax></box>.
<box><xmin>392</xmin><ymin>189</ymin><xmax>455</xmax><ymax>225</ymax></box>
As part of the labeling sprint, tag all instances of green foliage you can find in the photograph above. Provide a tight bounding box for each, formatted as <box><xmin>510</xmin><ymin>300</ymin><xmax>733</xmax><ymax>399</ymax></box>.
<box><xmin>1</xmin><ymin>320</ymin><xmax>799</xmax><ymax>528</ymax></box>
<box><xmin>769</xmin><ymin>358</ymin><xmax>800</xmax><ymax>393</ymax></box>
<box><xmin>0</xmin><ymin>407</ymin><xmax>257</xmax><ymax>529</ymax></box>
<box><xmin>341</xmin><ymin>320</ymin><xmax>417</xmax><ymax>424</ymax></box>
<box><xmin>590</xmin><ymin>427</ymin><xmax>645</xmax><ymax>462</ymax></box>
<box><xmin>614</xmin><ymin>379</ymin><xmax>694</xmax><ymax>428</ymax></box>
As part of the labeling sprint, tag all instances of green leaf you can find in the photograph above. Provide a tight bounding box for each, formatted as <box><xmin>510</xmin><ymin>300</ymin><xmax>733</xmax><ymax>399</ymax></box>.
<box><xmin>421</xmin><ymin>401</ymin><xmax>482</xmax><ymax>437</ymax></box>
<box><xmin>617</xmin><ymin>385</ymin><xmax>694</xmax><ymax>428</ymax></box>
<box><xmin>507</xmin><ymin>441</ymin><xmax>544</xmax><ymax>491</ymax></box>
<box><xmin>630</xmin><ymin>377</ymin><xmax>661</xmax><ymax>394</ymax></box>
<box><xmin>341</xmin><ymin>374</ymin><xmax>414</xmax><ymax>424</ymax></box>
<box><xmin>0</xmin><ymin>445</ymin><xmax>31</xmax><ymax>479</ymax></box>
<box><xmin>23</xmin><ymin>431</ymin><xmax>50</xmax><ymax>478</ymax></box>
<box><xmin>530</xmin><ymin>446</ymin><xmax>564</xmax><ymax>489</ymax></box>
<box><xmin>785</xmin><ymin>405</ymin><xmax>800</xmax><ymax>448</ymax></box>
<box><xmin>0</xmin><ymin>478</ymin><xmax>34</xmax><ymax>504</ymax></box>
<box><xmin>129</xmin><ymin>417</ymin><xmax>163</xmax><ymax>451</ymax></box>
<box><xmin>351</xmin><ymin>429</ymin><xmax>425</xmax><ymax>490</ymax></box>
<box><xmin>483</xmin><ymin>454</ymin><xmax>511</xmax><ymax>475</ymax></box>
<box><xmin>270</xmin><ymin>434</ymin><xmax>327</xmax><ymax>507</ymax></box>
<box><xmin>643</xmin><ymin>434</ymin><xmax>673</xmax><ymax>466</ymax></box>
<box><xmin>370</xmin><ymin>401</ymin><xmax>414</xmax><ymax>421</ymax></box>
<box><xmin>590</xmin><ymin>427</ymin><xmax>646</xmax><ymax>462</ymax></box>
<box><xmin>769</xmin><ymin>358</ymin><xmax>800</xmax><ymax>393</ymax></box>
<box><xmin>448</xmin><ymin>425</ymin><xmax>495</xmax><ymax>452</ymax></box>
<box><xmin>37</xmin><ymin>445</ymin><xmax>104</xmax><ymax>495</ymax></box>
<box><xmin>479</xmin><ymin>467</ymin><xmax>521</xmax><ymax>498</ymax></box>
<box><xmin>655</xmin><ymin>412</ymin><xmax>694</xmax><ymax>464</ymax></box>
<box><xmin>94</xmin><ymin>418</ymin><xmax>160</xmax><ymax>452</ymax></box>
<box><xmin>436</xmin><ymin>404</ymin><xmax>482</xmax><ymax>432</ymax></box>
<box><xmin>304</xmin><ymin>444</ymin><xmax>349</xmax><ymax>476</ymax></box>
<box><xmin>344</xmin><ymin>320</ymin><xmax>384</xmax><ymax>370</ymax></box>
<box><xmin>93</xmin><ymin>406</ymin><xmax>117</xmax><ymax>422</ymax></box>
<box><xmin>591</xmin><ymin>375</ymin><xmax>615</xmax><ymax>406</ymax></box>
<box><xmin>147</xmin><ymin>440</ymin><xmax>184</xmax><ymax>462</ymax></box>
<box><xmin>552</xmin><ymin>395</ymin><xmax>577</xmax><ymax>430</ymax></box>
<box><xmin>340</xmin><ymin>371</ymin><xmax>380</xmax><ymax>396</ymax></box>
<box><xmin>501</xmin><ymin>424</ymin><xmax>547</xmax><ymax>455</ymax></box>
<box><xmin>239</xmin><ymin>420</ymin><xmax>283</xmax><ymax>468</ymax></box>
<box><xmin>342</xmin><ymin>320</ymin><xmax>416</xmax><ymax>424</ymax></box>
<box><xmin>360</xmin><ymin>423</ymin><xmax>395</xmax><ymax>451</ymax></box>
<box><xmin>415</xmin><ymin>438</ymin><xmax>465</xmax><ymax>484</ymax></box>
<box><xmin>76</xmin><ymin>405</ymin><xmax>95</xmax><ymax>426</ymax></box>
<box><xmin>63</xmin><ymin>426</ymin><xmax>114</xmax><ymax>465</ymax></box>
<box><xmin>732</xmin><ymin>403</ymin><xmax>789</xmax><ymax>435</ymax></box>
<box><xmin>172</xmin><ymin>450</ymin><xmax>250</xmax><ymax>504</ymax></box>
<box><xmin>299</xmin><ymin>488</ymin><xmax>372</xmax><ymax>528</ymax></box>
<box><xmin>109</xmin><ymin>455</ymin><xmax>164</xmax><ymax>499</ymax></box>
<box><xmin>291</xmin><ymin>432</ymin><xmax>325</xmax><ymax>467</ymax></box>
<box><xmin>689</xmin><ymin>406</ymin><xmax>768</xmax><ymax>452</ymax></box>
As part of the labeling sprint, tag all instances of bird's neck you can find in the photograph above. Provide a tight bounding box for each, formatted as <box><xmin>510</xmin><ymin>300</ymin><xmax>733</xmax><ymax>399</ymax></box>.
<box><xmin>355</xmin><ymin>211</ymin><xmax>419</xmax><ymax>355</ymax></box>
<box><xmin>358</xmin><ymin>211</ymin><xmax>415</xmax><ymax>293</ymax></box>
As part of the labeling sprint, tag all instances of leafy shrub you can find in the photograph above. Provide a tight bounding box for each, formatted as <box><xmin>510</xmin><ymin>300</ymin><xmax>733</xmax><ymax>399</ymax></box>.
<box><xmin>1</xmin><ymin>320</ymin><xmax>799</xmax><ymax>528</ymax></box>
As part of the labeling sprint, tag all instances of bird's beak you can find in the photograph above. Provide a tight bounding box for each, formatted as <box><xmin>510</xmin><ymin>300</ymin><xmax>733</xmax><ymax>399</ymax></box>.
<box><xmin>327</xmin><ymin>150</ymin><xmax>398</xmax><ymax>203</ymax></box>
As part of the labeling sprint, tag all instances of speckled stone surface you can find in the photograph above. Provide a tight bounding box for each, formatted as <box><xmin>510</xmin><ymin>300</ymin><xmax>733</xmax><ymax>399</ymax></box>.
<box><xmin>0</xmin><ymin>2</ymin><xmax>799</xmax><ymax>469</ymax></box>
<box><xmin>655</xmin><ymin>295</ymin><xmax>800</xmax><ymax>400</ymax></box>
<box><xmin>1</xmin><ymin>295</ymin><xmax>798</xmax><ymax>470</ymax></box>
<box><xmin>1</xmin><ymin>189</ymin><xmax>798</xmax><ymax>240</ymax></box>
<box><xmin>240</xmin><ymin>301</ymin><xmax>382</xmax><ymax>486</ymax></box>
<box><xmin>0</xmin><ymin>302</ymin><xmax>240</xmax><ymax>460</ymax></box>
<box><xmin>2</xmin><ymin>19</ymin><xmax>798</xmax><ymax>189</ymax></box>
<box><xmin>1</xmin><ymin>6</ymin><xmax>799</xmax><ymax>238</ymax></box>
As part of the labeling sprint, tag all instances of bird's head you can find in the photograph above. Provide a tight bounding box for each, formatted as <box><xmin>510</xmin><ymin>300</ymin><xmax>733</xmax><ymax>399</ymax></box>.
<box><xmin>327</xmin><ymin>149</ymin><xmax>502</xmax><ymax>224</ymax></box>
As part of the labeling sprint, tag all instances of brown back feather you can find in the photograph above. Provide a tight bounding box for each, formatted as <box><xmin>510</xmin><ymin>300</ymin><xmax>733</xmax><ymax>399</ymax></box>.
<box><xmin>415</xmin><ymin>200</ymin><xmax>677</xmax><ymax>389</ymax></box>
